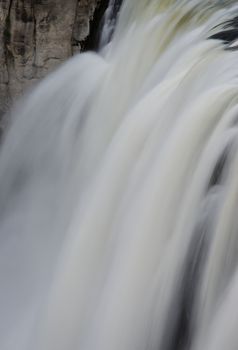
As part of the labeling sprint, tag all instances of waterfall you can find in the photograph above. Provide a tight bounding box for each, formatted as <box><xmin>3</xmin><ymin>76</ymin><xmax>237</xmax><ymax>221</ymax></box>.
<box><xmin>1</xmin><ymin>0</ymin><xmax>238</xmax><ymax>349</ymax></box>
<box><xmin>99</xmin><ymin>0</ymin><xmax>123</xmax><ymax>48</ymax></box>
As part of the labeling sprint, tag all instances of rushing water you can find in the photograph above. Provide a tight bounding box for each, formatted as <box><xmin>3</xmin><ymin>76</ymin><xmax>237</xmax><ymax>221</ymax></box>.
<box><xmin>1</xmin><ymin>0</ymin><xmax>238</xmax><ymax>349</ymax></box>
<box><xmin>99</xmin><ymin>0</ymin><xmax>123</xmax><ymax>48</ymax></box>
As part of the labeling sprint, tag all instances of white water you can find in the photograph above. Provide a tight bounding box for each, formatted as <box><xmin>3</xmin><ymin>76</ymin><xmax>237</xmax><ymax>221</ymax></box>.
<box><xmin>99</xmin><ymin>0</ymin><xmax>121</xmax><ymax>47</ymax></box>
<box><xmin>1</xmin><ymin>1</ymin><xmax>238</xmax><ymax>349</ymax></box>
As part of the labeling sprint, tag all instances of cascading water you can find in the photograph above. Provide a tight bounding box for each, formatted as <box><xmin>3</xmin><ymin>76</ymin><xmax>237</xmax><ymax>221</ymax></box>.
<box><xmin>1</xmin><ymin>0</ymin><xmax>238</xmax><ymax>349</ymax></box>
<box><xmin>99</xmin><ymin>0</ymin><xmax>123</xmax><ymax>48</ymax></box>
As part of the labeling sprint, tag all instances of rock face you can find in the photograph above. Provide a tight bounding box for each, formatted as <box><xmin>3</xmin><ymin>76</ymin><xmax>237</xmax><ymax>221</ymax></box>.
<box><xmin>0</xmin><ymin>0</ymin><xmax>105</xmax><ymax>124</ymax></box>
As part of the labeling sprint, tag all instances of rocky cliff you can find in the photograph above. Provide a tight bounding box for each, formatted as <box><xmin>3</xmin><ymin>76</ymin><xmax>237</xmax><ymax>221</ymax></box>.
<box><xmin>0</xmin><ymin>0</ymin><xmax>106</xmax><ymax>127</ymax></box>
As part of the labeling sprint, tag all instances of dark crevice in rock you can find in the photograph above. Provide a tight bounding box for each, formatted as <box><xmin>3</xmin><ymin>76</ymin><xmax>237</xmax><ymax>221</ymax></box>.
<box><xmin>71</xmin><ymin>0</ymin><xmax>80</xmax><ymax>55</ymax></box>
<box><xmin>32</xmin><ymin>2</ymin><xmax>37</xmax><ymax>74</ymax></box>
<box><xmin>4</xmin><ymin>0</ymin><xmax>13</xmax><ymax>45</ymax></box>
<box><xmin>81</xmin><ymin>0</ymin><xmax>110</xmax><ymax>51</ymax></box>
<box><xmin>4</xmin><ymin>0</ymin><xmax>13</xmax><ymax>95</ymax></box>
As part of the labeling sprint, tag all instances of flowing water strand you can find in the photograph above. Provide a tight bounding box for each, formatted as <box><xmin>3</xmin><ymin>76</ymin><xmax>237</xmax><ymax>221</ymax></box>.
<box><xmin>99</xmin><ymin>0</ymin><xmax>123</xmax><ymax>48</ymax></box>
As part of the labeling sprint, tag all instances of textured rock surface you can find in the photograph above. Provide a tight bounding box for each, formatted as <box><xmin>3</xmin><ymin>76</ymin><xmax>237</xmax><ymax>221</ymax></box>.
<box><xmin>0</xmin><ymin>0</ymin><xmax>104</xmax><ymax>124</ymax></box>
